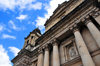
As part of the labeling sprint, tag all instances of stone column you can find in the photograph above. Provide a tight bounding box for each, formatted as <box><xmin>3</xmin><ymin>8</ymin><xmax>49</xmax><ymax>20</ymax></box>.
<box><xmin>73</xmin><ymin>28</ymin><xmax>95</xmax><ymax>66</ymax></box>
<box><xmin>52</xmin><ymin>39</ymin><xmax>60</xmax><ymax>66</ymax></box>
<box><xmin>44</xmin><ymin>45</ymin><xmax>49</xmax><ymax>66</ymax></box>
<box><xmin>85</xmin><ymin>20</ymin><xmax>100</xmax><ymax>48</ymax></box>
<box><xmin>37</xmin><ymin>50</ymin><xmax>44</xmax><ymax>66</ymax></box>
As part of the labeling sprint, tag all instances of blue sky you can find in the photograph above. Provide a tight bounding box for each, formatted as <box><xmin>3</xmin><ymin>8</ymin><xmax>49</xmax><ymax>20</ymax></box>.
<box><xmin>0</xmin><ymin>0</ymin><xmax>67</xmax><ymax>66</ymax></box>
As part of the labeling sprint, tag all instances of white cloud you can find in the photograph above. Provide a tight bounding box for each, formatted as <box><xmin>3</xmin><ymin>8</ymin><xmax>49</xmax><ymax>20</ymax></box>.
<box><xmin>2</xmin><ymin>34</ymin><xmax>16</xmax><ymax>39</ymax></box>
<box><xmin>35</xmin><ymin>0</ymin><xmax>68</xmax><ymax>31</ymax></box>
<box><xmin>0</xmin><ymin>23</ymin><xmax>12</xmax><ymax>33</ymax></box>
<box><xmin>28</xmin><ymin>2</ymin><xmax>42</xmax><ymax>10</ymax></box>
<box><xmin>9</xmin><ymin>20</ymin><xmax>19</xmax><ymax>30</ymax></box>
<box><xmin>0</xmin><ymin>25</ymin><xmax>4</xmax><ymax>32</ymax></box>
<box><xmin>0</xmin><ymin>0</ymin><xmax>16</xmax><ymax>10</ymax></box>
<box><xmin>0</xmin><ymin>44</ymin><xmax>11</xmax><ymax>66</ymax></box>
<box><xmin>9</xmin><ymin>47</ymin><xmax>20</xmax><ymax>56</ymax></box>
<box><xmin>16</xmin><ymin>14</ymin><xmax>27</xmax><ymax>20</ymax></box>
<box><xmin>0</xmin><ymin>0</ymin><xmax>42</xmax><ymax>11</ymax></box>
<box><xmin>8</xmin><ymin>20</ymin><xmax>26</xmax><ymax>31</ymax></box>
<box><xmin>36</xmin><ymin>17</ymin><xmax>46</xmax><ymax>30</ymax></box>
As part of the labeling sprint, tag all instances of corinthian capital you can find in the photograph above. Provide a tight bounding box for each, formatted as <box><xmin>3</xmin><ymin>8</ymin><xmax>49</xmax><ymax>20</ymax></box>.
<box><xmin>38</xmin><ymin>49</ymin><xmax>43</xmax><ymax>54</ymax></box>
<box><xmin>51</xmin><ymin>38</ymin><xmax>60</xmax><ymax>46</ymax></box>
<box><xmin>43</xmin><ymin>44</ymin><xmax>50</xmax><ymax>51</ymax></box>
<box><xmin>69</xmin><ymin>23</ymin><xmax>79</xmax><ymax>33</ymax></box>
<box><xmin>81</xmin><ymin>15</ymin><xmax>92</xmax><ymax>25</ymax></box>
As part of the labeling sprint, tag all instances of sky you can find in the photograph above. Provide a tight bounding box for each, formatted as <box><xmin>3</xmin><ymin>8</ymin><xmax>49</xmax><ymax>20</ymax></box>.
<box><xmin>0</xmin><ymin>0</ymin><xmax>68</xmax><ymax>66</ymax></box>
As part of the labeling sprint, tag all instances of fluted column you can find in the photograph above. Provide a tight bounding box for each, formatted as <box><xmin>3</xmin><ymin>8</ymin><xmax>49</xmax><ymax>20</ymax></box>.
<box><xmin>52</xmin><ymin>39</ymin><xmax>60</xmax><ymax>66</ymax></box>
<box><xmin>44</xmin><ymin>45</ymin><xmax>49</xmax><ymax>66</ymax></box>
<box><xmin>85</xmin><ymin>20</ymin><xmax>100</xmax><ymax>48</ymax></box>
<box><xmin>73</xmin><ymin>28</ymin><xmax>95</xmax><ymax>66</ymax></box>
<box><xmin>37</xmin><ymin>50</ymin><xmax>44</xmax><ymax>66</ymax></box>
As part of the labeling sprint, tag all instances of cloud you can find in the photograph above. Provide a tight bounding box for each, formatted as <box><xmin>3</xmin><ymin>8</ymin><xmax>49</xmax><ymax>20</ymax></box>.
<box><xmin>0</xmin><ymin>0</ymin><xmax>42</xmax><ymax>11</ymax></box>
<box><xmin>36</xmin><ymin>17</ymin><xmax>46</xmax><ymax>30</ymax></box>
<box><xmin>9</xmin><ymin>20</ymin><xmax>19</xmax><ymax>30</ymax></box>
<box><xmin>28</xmin><ymin>2</ymin><xmax>42</xmax><ymax>10</ymax></box>
<box><xmin>16</xmin><ymin>14</ymin><xmax>27</xmax><ymax>21</ymax></box>
<box><xmin>9</xmin><ymin>47</ymin><xmax>20</xmax><ymax>56</ymax></box>
<box><xmin>0</xmin><ymin>0</ymin><xmax>16</xmax><ymax>10</ymax></box>
<box><xmin>0</xmin><ymin>25</ymin><xmax>4</xmax><ymax>32</ymax></box>
<box><xmin>2</xmin><ymin>34</ymin><xmax>16</xmax><ymax>39</ymax></box>
<box><xmin>0</xmin><ymin>23</ymin><xmax>12</xmax><ymax>33</ymax></box>
<box><xmin>0</xmin><ymin>44</ymin><xmax>11</xmax><ymax>66</ymax></box>
<box><xmin>35</xmin><ymin>0</ymin><xmax>68</xmax><ymax>31</ymax></box>
<box><xmin>8</xmin><ymin>20</ymin><xmax>26</xmax><ymax>31</ymax></box>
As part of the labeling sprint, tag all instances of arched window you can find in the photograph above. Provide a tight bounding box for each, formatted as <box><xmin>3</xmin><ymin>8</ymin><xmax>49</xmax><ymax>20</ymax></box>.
<box><xmin>31</xmin><ymin>36</ymin><xmax>34</xmax><ymax>39</ymax></box>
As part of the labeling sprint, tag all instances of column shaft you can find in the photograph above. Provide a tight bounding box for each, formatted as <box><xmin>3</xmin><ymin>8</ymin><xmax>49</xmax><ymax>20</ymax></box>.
<box><xmin>86</xmin><ymin>20</ymin><xmax>100</xmax><ymax>48</ymax></box>
<box><xmin>37</xmin><ymin>52</ymin><xmax>43</xmax><ymax>66</ymax></box>
<box><xmin>44</xmin><ymin>48</ymin><xmax>49</xmax><ymax>66</ymax></box>
<box><xmin>74</xmin><ymin>29</ymin><xmax>95</xmax><ymax>66</ymax></box>
<box><xmin>53</xmin><ymin>43</ymin><xmax>60</xmax><ymax>66</ymax></box>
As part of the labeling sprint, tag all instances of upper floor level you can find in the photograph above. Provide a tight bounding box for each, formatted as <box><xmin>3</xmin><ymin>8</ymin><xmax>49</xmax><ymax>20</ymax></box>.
<box><xmin>44</xmin><ymin>0</ymin><xmax>84</xmax><ymax>31</ymax></box>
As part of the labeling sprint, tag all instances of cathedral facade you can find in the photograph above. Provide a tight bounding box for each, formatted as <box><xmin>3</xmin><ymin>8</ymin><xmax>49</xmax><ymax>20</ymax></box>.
<box><xmin>12</xmin><ymin>0</ymin><xmax>100</xmax><ymax>66</ymax></box>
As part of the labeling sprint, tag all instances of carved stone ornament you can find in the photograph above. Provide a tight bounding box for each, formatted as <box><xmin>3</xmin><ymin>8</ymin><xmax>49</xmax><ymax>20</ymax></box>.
<box><xmin>51</xmin><ymin>38</ymin><xmax>59</xmax><ymax>46</ymax></box>
<box><xmin>38</xmin><ymin>49</ymin><xmax>43</xmax><ymax>54</ymax></box>
<box><xmin>90</xmin><ymin>8</ymin><xmax>100</xmax><ymax>18</ymax></box>
<box><xmin>83</xmin><ymin>15</ymin><xmax>92</xmax><ymax>25</ymax></box>
<box><xmin>43</xmin><ymin>44</ymin><xmax>49</xmax><ymax>51</ymax></box>
<box><xmin>69</xmin><ymin>23</ymin><xmax>79</xmax><ymax>33</ymax></box>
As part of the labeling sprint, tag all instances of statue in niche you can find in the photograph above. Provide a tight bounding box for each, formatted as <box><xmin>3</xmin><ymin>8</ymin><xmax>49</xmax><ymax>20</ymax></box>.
<box><xmin>69</xmin><ymin>46</ymin><xmax>77</xmax><ymax>59</ymax></box>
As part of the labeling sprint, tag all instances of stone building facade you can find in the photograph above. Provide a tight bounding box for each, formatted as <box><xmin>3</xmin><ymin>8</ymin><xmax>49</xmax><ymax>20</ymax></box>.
<box><xmin>12</xmin><ymin>0</ymin><xmax>100</xmax><ymax>66</ymax></box>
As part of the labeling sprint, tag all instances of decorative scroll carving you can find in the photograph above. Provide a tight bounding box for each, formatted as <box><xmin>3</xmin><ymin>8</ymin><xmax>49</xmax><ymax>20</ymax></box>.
<box><xmin>68</xmin><ymin>23</ymin><xmax>80</xmax><ymax>33</ymax></box>
<box><xmin>51</xmin><ymin>38</ymin><xmax>60</xmax><ymax>46</ymax></box>
<box><xmin>43</xmin><ymin>44</ymin><xmax>50</xmax><ymax>51</ymax></box>
<box><xmin>90</xmin><ymin>8</ymin><xmax>100</xmax><ymax>18</ymax></box>
<box><xmin>38</xmin><ymin>49</ymin><xmax>43</xmax><ymax>54</ymax></box>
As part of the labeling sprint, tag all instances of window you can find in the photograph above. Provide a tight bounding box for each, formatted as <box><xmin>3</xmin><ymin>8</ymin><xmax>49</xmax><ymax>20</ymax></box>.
<box><xmin>31</xmin><ymin>36</ymin><xmax>34</xmax><ymax>39</ymax></box>
<box><xmin>27</xmin><ymin>40</ymin><xmax>29</xmax><ymax>44</ymax></box>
